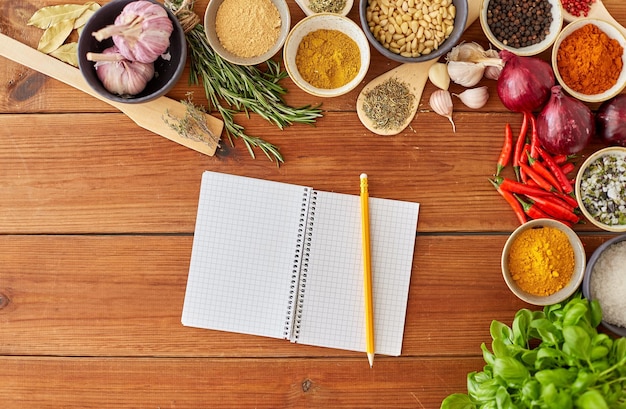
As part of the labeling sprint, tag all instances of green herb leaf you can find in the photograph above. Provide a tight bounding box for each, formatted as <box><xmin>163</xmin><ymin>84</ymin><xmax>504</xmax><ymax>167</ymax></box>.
<box><xmin>563</xmin><ymin>325</ymin><xmax>591</xmax><ymax>361</ymax></box>
<box><xmin>576</xmin><ymin>390</ymin><xmax>609</xmax><ymax>409</ymax></box>
<box><xmin>49</xmin><ymin>42</ymin><xmax>79</xmax><ymax>67</ymax></box>
<box><xmin>28</xmin><ymin>3</ymin><xmax>92</xmax><ymax>29</ymax></box>
<box><xmin>37</xmin><ymin>19</ymin><xmax>74</xmax><ymax>54</ymax></box>
<box><xmin>493</xmin><ymin>357</ymin><xmax>529</xmax><ymax>387</ymax></box>
<box><xmin>440</xmin><ymin>393</ymin><xmax>475</xmax><ymax>409</ymax></box>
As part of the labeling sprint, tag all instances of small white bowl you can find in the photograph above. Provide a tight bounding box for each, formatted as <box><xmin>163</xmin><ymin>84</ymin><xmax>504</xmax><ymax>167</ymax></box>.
<box><xmin>575</xmin><ymin>146</ymin><xmax>626</xmax><ymax>232</ymax></box>
<box><xmin>501</xmin><ymin>219</ymin><xmax>586</xmax><ymax>306</ymax></box>
<box><xmin>480</xmin><ymin>0</ymin><xmax>562</xmax><ymax>56</ymax></box>
<box><xmin>204</xmin><ymin>0</ymin><xmax>290</xmax><ymax>66</ymax></box>
<box><xmin>552</xmin><ymin>18</ymin><xmax>626</xmax><ymax>103</ymax></box>
<box><xmin>283</xmin><ymin>13</ymin><xmax>370</xmax><ymax>98</ymax></box>
<box><xmin>294</xmin><ymin>0</ymin><xmax>354</xmax><ymax>17</ymax></box>
<box><xmin>582</xmin><ymin>233</ymin><xmax>626</xmax><ymax>337</ymax></box>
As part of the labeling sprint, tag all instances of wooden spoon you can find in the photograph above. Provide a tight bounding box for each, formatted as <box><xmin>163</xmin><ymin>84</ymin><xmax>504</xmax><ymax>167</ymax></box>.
<box><xmin>562</xmin><ymin>0</ymin><xmax>626</xmax><ymax>38</ymax></box>
<box><xmin>0</xmin><ymin>32</ymin><xmax>223</xmax><ymax>156</ymax></box>
<box><xmin>356</xmin><ymin>0</ymin><xmax>482</xmax><ymax>136</ymax></box>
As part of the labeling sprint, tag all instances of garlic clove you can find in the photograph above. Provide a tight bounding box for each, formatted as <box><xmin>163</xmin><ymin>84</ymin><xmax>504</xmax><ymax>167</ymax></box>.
<box><xmin>447</xmin><ymin>60</ymin><xmax>485</xmax><ymax>87</ymax></box>
<box><xmin>428</xmin><ymin>62</ymin><xmax>450</xmax><ymax>90</ymax></box>
<box><xmin>447</xmin><ymin>41</ymin><xmax>504</xmax><ymax>68</ymax></box>
<box><xmin>429</xmin><ymin>89</ymin><xmax>456</xmax><ymax>132</ymax></box>
<box><xmin>453</xmin><ymin>86</ymin><xmax>490</xmax><ymax>109</ymax></box>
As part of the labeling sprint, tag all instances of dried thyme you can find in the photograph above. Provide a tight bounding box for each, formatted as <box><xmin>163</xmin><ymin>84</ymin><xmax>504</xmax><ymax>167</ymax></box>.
<box><xmin>308</xmin><ymin>0</ymin><xmax>346</xmax><ymax>13</ymax></box>
<box><xmin>163</xmin><ymin>95</ymin><xmax>220</xmax><ymax>147</ymax></box>
<box><xmin>362</xmin><ymin>78</ymin><xmax>415</xmax><ymax>130</ymax></box>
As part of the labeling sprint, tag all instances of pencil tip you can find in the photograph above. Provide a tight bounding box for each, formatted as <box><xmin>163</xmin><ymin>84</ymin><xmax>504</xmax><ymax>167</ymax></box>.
<box><xmin>367</xmin><ymin>352</ymin><xmax>374</xmax><ymax>368</ymax></box>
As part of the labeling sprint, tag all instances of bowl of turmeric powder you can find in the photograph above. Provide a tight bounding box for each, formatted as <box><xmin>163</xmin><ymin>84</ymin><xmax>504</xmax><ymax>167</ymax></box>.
<box><xmin>283</xmin><ymin>13</ymin><xmax>371</xmax><ymax>97</ymax></box>
<box><xmin>552</xmin><ymin>18</ymin><xmax>626</xmax><ymax>103</ymax></box>
<box><xmin>501</xmin><ymin>219</ymin><xmax>586</xmax><ymax>306</ymax></box>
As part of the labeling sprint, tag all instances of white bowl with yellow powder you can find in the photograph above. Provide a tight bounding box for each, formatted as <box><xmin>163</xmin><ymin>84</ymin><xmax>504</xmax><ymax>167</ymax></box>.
<box><xmin>283</xmin><ymin>13</ymin><xmax>371</xmax><ymax>97</ymax></box>
<box><xmin>204</xmin><ymin>0</ymin><xmax>291</xmax><ymax>66</ymax></box>
<box><xmin>501</xmin><ymin>219</ymin><xmax>586</xmax><ymax>306</ymax></box>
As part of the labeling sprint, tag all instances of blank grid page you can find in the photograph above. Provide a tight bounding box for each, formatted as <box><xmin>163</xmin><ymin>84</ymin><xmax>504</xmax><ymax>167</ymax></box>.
<box><xmin>181</xmin><ymin>171</ymin><xmax>308</xmax><ymax>340</ymax></box>
<box><xmin>295</xmin><ymin>191</ymin><xmax>419</xmax><ymax>356</ymax></box>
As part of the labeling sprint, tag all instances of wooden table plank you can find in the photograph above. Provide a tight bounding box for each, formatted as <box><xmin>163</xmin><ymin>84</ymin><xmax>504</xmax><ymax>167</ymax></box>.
<box><xmin>0</xmin><ymin>356</ymin><xmax>481</xmax><ymax>409</ymax></box>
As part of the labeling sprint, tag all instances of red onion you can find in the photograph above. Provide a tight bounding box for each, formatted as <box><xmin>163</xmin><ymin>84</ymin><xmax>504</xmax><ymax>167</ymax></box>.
<box><xmin>596</xmin><ymin>94</ymin><xmax>626</xmax><ymax>147</ymax></box>
<box><xmin>496</xmin><ymin>50</ymin><xmax>555</xmax><ymax>113</ymax></box>
<box><xmin>537</xmin><ymin>86</ymin><xmax>594</xmax><ymax>155</ymax></box>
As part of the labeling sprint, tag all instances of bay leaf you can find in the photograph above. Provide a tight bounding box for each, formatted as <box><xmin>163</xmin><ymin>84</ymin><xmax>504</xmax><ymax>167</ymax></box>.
<box><xmin>27</xmin><ymin>3</ymin><xmax>92</xmax><ymax>29</ymax></box>
<box><xmin>74</xmin><ymin>2</ymin><xmax>101</xmax><ymax>29</ymax></box>
<box><xmin>37</xmin><ymin>19</ymin><xmax>75</xmax><ymax>54</ymax></box>
<box><xmin>49</xmin><ymin>43</ymin><xmax>79</xmax><ymax>67</ymax></box>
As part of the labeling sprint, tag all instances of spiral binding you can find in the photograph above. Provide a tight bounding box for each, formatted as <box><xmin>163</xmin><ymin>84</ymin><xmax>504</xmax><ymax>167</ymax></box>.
<box><xmin>283</xmin><ymin>187</ymin><xmax>315</xmax><ymax>340</ymax></box>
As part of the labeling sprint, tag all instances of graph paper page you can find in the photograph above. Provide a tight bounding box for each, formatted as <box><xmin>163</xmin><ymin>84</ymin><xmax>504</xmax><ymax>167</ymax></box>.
<box><xmin>294</xmin><ymin>191</ymin><xmax>419</xmax><ymax>356</ymax></box>
<box><xmin>181</xmin><ymin>171</ymin><xmax>309</xmax><ymax>340</ymax></box>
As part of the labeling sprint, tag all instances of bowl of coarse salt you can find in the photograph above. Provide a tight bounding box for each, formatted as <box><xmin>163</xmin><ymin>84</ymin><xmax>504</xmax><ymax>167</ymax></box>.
<box><xmin>501</xmin><ymin>219</ymin><xmax>586</xmax><ymax>306</ymax></box>
<box><xmin>204</xmin><ymin>0</ymin><xmax>290</xmax><ymax>66</ymax></box>
<box><xmin>582</xmin><ymin>233</ymin><xmax>626</xmax><ymax>337</ymax></box>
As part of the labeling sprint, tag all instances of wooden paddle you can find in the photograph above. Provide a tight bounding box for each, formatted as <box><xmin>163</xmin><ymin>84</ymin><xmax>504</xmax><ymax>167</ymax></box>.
<box><xmin>356</xmin><ymin>0</ymin><xmax>482</xmax><ymax>136</ymax></box>
<box><xmin>0</xmin><ymin>32</ymin><xmax>223</xmax><ymax>156</ymax></box>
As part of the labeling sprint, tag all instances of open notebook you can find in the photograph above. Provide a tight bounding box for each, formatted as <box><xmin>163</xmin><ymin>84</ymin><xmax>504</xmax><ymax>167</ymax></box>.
<box><xmin>182</xmin><ymin>171</ymin><xmax>419</xmax><ymax>356</ymax></box>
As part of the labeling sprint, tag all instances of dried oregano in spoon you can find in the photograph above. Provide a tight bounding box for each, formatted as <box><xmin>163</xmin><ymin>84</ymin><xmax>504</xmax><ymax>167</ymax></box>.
<box><xmin>165</xmin><ymin>0</ymin><xmax>323</xmax><ymax>163</ymax></box>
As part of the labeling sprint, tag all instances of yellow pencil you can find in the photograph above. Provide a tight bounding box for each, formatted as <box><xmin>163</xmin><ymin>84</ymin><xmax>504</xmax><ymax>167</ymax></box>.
<box><xmin>360</xmin><ymin>173</ymin><xmax>375</xmax><ymax>368</ymax></box>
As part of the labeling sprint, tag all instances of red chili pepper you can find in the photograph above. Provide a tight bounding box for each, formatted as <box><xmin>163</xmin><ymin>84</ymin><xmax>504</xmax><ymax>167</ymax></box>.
<box><xmin>496</xmin><ymin>123</ymin><xmax>513</xmax><ymax>176</ymax></box>
<box><xmin>527</xmin><ymin>154</ymin><xmax>563</xmax><ymax>192</ymax></box>
<box><xmin>554</xmin><ymin>192</ymin><xmax>579</xmax><ymax>209</ymax></box>
<box><xmin>513</xmin><ymin>112</ymin><xmax>529</xmax><ymax>181</ymax></box>
<box><xmin>537</xmin><ymin>146</ymin><xmax>574</xmax><ymax>194</ymax></box>
<box><xmin>493</xmin><ymin>176</ymin><xmax>553</xmax><ymax>197</ymax></box>
<box><xmin>553</xmin><ymin>154</ymin><xmax>569</xmax><ymax>165</ymax></box>
<box><xmin>519</xmin><ymin>162</ymin><xmax>555</xmax><ymax>192</ymax></box>
<box><xmin>489</xmin><ymin>180</ymin><xmax>527</xmax><ymax>225</ymax></box>
<box><xmin>560</xmin><ymin>162</ymin><xmax>575</xmax><ymax>176</ymax></box>
<box><xmin>516</xmin><ymin>194</ymin><xmax>551</xmax><ymax>220</ymax></box>
<box><xmin>526</xmin><ymin>194</ymin><xmax>580</xmax><ymax>223</ymax></box>
<box><xmin>529</xmin><ymin>113</ymin><xmax>539</xmax><ymax>159</ymax></box>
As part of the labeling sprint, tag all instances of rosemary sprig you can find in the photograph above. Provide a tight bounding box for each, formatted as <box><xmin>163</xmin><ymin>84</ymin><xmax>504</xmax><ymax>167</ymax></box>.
<box><xmin>165</xmin><ymin>0</ymin><xmax>323</xmax><ymax>163</ymax></box>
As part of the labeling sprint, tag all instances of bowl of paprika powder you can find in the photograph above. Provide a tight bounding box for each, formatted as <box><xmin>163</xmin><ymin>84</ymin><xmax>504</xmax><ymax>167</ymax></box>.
<box><xmin>552</xmin><ymin>18</ymin><xmax>626</xmax><ymax>103</ymax></box>
<box><xmin>501</xmin><ymin>218</ymin><xmax>586</xmax><ymax>306</ymax></box>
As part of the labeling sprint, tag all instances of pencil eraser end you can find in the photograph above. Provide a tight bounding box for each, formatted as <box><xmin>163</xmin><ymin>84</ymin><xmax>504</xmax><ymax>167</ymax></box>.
<box><xmin>360</xmin><ymin>173</ymin><xmax>368</xmax><ymax>180</ymax></box>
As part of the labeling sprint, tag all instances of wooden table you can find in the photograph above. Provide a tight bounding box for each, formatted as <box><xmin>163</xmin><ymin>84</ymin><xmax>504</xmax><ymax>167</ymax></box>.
<box><xmin>1</xmin><ymin>1</ymin><xmax>624</xmax><ymax>407</ymax></box>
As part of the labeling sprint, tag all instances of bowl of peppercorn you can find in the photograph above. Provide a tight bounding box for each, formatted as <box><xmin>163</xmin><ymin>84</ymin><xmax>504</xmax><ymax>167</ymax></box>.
<box><xmin>358</xmin><ymin>0</ymin><xmax>468</xmax><ymax>63</ymax></box>
<box><xmin>480</xmin><ymin>0</ymin><xmax>563</xmax><ymax>56</ymax></box>
<box><xmin>552</xmin><ymin>18</ymin><xmax>626</xmax><ymax>103</ymax></box>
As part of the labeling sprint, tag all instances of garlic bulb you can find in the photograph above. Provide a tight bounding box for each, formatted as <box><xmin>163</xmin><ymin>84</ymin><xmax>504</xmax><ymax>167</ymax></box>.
<box><xmin>92</xmin><ymin>0</ymin><xmax>173</xmax><ymax>63</ymax></box>
<box><xmin>453</xmin><ymin>86</ymin><xmax>490</xmax><ymax>109</ymax></box>
<box><xmin>447</xmin><ymin>42</ymin><xmax>504</xmax><ymax>69</ymax></box>
<box><xmin>483</xmin><ymin>49</ymin><xmax>503</xmax><ymax>80</ymax></box>
<box><xmin>429</xmin><ymin>90</ymin><xmax>455</xmax><ymax>132</ymax></box>
<box><xmin>428</xmin><ymin>62</ymin><xmax>450</xmax><ymax>90</ymax></box>
<box><xmin>447</xmin><ymin>61</ymin><xmax>485</xmax><ymax>87</ymax></box>
<box><xmin>87</xmin><ymin>46</ymin><xmax>155</xmax><ymax>96</ymax></box>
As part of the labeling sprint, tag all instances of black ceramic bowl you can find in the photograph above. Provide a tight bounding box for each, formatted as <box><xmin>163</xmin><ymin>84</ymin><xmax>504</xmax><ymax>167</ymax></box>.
<box><xmin>582</xmin><ymin>233</ymin><xmax>626</xmax><ymax>337</ymax></box>
<box><xmin>358</xmin><ymin>0</ymin><xmax>468</xmax><ymax>63</ymax></box>
<box><xmin>78</xmin><ymin>0</ymin><xmax>187</xmax><ymax>103</ymax></box>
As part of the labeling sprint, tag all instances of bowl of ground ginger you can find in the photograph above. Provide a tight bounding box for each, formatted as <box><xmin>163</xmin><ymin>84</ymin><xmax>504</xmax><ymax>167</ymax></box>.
<box><xmin>204</xmin><ymin>0</ymin><xmax>290</xmax><ymax>66</ymax></box>
<box><xmin>501</xmin><ymin>219</ymin><xmax>586</xmax><ymax>306</ymax></box>
<box><xmin>283</xmin><ymin>13</ymin><xmax>370</xmax><ymax>97</ymax></box>
<box><xmin>552</xmin><ymin>18</ymin><xmax>626</xmax><ymax>103</ymax></box>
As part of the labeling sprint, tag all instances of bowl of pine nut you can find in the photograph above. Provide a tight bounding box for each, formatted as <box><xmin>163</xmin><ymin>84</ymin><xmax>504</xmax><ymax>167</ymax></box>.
<box><xmin>359</xmin><ymin>0</ymin><xmax>468</xmax><ymax>63</ymax></box>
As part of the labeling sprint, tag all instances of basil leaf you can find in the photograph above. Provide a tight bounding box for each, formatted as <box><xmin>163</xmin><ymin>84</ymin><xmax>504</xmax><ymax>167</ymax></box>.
<box><xmin>490</xmin><ymin>320</ymin><xmax>513</xmax><ymax>344</ymax></box>
<box><xmin>576</xmin><ymin>390</ymin><xmax>609</xmax><ymax>409</ymax></box>
<box><xmin>563</xmin><ymin>301</ymin><xmax>588</xmax><ymax>327</ymax></box>
<box><xmin>440</xmin><ymin>393</ymin><xmax>475</xmax><ymax>409</ymax></box>
<box><xmin>563</xmin><ymin>326</ymin><xmax>591</xmax><ymax>361</ymax></box>
<box><xmin>493</xmin><ymin>357</ymin><xmax>529</xmax><ymax>387</ymax></box>
<box><xmin>534</xmin><ymin>368</ymin><xmax>575</xmax><ymax>387</ymax></box>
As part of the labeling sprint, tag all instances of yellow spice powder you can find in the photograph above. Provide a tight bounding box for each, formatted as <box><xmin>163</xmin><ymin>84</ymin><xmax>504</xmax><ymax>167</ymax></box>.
<box><xmin>508</xmin><ymin>226</ymin><xmax>575</xmax><ymax>296</ymax></box>
<box><xmin>295</xmin><ymin>29</ymin><xmax>361</xmax><ymax>89</ymax></box>
<box><xmin>215</xmin><ymin>0</ymin><xmax>281</xmax><ymax>58</ymax></box>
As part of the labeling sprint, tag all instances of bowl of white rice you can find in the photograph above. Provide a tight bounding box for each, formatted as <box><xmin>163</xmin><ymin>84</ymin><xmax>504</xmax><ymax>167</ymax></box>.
<box><xmin>582</xmin><ymin>233</ymin><xmax>626</xmax><ymax>336</ymax></box>
<box><xmin>575</xmin><ymin>147</ymin><xmax>626</xmax><ymax>232</ymax></box>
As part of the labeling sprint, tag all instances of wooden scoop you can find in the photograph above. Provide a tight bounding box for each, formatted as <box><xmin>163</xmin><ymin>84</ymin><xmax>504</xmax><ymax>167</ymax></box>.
<box><xmin>356</xmin><ymin>0</ymin><xmax>482</xmax><ymax>136</ymax></box>
<box><xmin>0</xmin><ymin>32</ymin><xmax>223</xmax><ymax>156</ymax></box>
<box><xmin>562</xmin><ymin>0</ymin><xmax>626</xmax><ymax>38</ymax></box>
